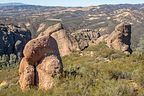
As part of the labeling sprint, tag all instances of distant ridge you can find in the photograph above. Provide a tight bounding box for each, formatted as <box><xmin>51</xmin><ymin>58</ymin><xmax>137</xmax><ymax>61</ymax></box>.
<box><xmin>0</xmin><ymin>3</ymin><xmax>27</xmax><ymax>6</ymax></box>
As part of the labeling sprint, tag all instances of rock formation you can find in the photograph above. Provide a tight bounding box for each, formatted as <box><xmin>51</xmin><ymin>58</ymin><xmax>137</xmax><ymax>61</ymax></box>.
<box><xmin>36</xmin><ymin>55</ymin><xmax>63</xmax><ymax>90</ymax></box>
<box><xmin>38</xmin><ymin>23</ymin><xmax>80</xmax><ymax>56</ymax></box>
<box><xmin>72</xmin><ymin>29</ymin><xmax>101</xmax><ymax>50</ymax></box>
<box><xmin>96</xmin><ymin>23</ymin><xmax>132</xmax><ymax>53</ymax></box>
<box><xmin>0</xmin><ymin>23</ymin><xmax>31</xmax><ymax>59</ymax></box>
<box><xmin>79</xmin><ymin>40</ymin><xmax>89</xmax><ymax>50</ymax></box>
<box><xmin>23</xmin><ymin>35</ymin><xmax>59</xmax><ymax>65</ymax></box>
<box><xmin>95</xmin><ymin>34</ymin><xmax>110</xmax><ymax>44</ymax></box>
<box><xmin>19</xmin><ymin>34</ymin><xmax>63</xmax><ymax>90</ymax></box>
<box><xmin>19</xmin><ymin>58</ymin><xmax>34</xmax><ymax>90</ymax></box>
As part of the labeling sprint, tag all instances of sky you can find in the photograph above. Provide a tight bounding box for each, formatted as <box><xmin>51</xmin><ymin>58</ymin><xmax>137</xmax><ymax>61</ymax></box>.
<box><xmin>0</xmin><ymin>0</ymin><xmax>144</xmax><ymax>7</ymax></box>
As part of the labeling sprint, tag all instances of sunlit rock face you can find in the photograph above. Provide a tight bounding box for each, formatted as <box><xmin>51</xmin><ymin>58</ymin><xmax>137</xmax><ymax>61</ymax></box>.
<box><xmin>19</xmin><ymin>30</ymin><xmax>63</xmax><ymax>90</ymax></box>
<box><xmin>96</xmin><ymin>23</ymin><xmax>132</xmax><ymax>53</ymax></box>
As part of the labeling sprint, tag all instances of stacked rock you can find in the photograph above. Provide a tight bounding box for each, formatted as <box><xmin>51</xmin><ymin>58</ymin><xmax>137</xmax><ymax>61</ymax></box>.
<box><xmin>19</xmin><ymin>34</ymin><xmax>63</xmax><ymax>90</ymax></box>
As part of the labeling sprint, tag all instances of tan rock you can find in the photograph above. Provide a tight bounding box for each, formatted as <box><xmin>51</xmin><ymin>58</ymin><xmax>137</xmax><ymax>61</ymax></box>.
<box><xmin>38</xmin><ymin>23</ymin><xmax>80</xmax><ymax>56</ymax></box>
<box><xmin>23</xmin><ymin>35</ymin><xmax>59</xmax><ymax>65</ymax></box>
<box><xmin>19</xmin><ymin>58</ymin><xmax>29</xmax><ymax>75</ymax></box>
<box><xmin>19</xmin><ymin>58</ymin><xmax>34</xmax><ymax>90</ymax></box>
<box><xmin>106</xmin><ymin>23</ymin><xmax>132</xmax><ymax>53</ymax></box>
<box><xmin>19</xmin><ymin>29</ymin><xmax>63</xmax><ymax>90</ymax></box>
<box><xmin>95</xmin><ymin>23</ymin><xmax>132</xmax><ymax>53</ymax></box>
<box><xmin>36</xmin><ymin>55</ymin><xmax>63</xmax><ymax>90</ymax></box>
<box><xmin>95</xmin><ymin>34</ymin><xmax>109</xmax><ymax>44</ymax></box>
<box><xmin>79</xmin><ymin>40</ymin><xmax>89</xmax><ymax>50</ymax></box>
<box><xmin>38</xmin><ymin>23</ymin><xmax>64</xmax><ymax>37</ymax></box>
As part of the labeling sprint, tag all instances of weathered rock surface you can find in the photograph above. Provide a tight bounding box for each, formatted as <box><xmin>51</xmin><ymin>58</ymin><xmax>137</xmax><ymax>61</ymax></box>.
<box><xmin>38</xmin><ymin>23</ymin><xmax>80</xmax><ymax>56</ymax></box>
<box><xmin>95</xmin><ymin>34</ymin><xmax>109</xmax><ymax>44</ymax></box>
<box><xmin>79</xmin><ymin>40</ymin><xmax>89</xmax><ymax>50</ymax></box>
<box><xmin>19</xmin><ymin>33</ymin><xmax>63</xmax><ymax>90</ymax></box>
<box><xmin>19</xmin><ymin>58</ymin><xmax>34</xmax><ymax>90</ymax></box>
<box><xmin>106</xmin><ymin>23</ymin><xmax>132</xmax><ymax>53</ymax></box>
<box><xmin>95</xmin><ymin>23</ymin><xmax>132</xmax><ymax>53</ymax></box>
<box><xmin>23</xmin><ymin>35</ymin><xmax>59</xmax><ymax>65</ymax></box>
<box><xmin>36</xmin><ymin>55</ymin><xmax>63</xmax><ymax>90</ymax></box>
<box><xmin>0</xmin><ymin>23</ymin><xmax>31</xmax><ymax>59</ymax></box>
<box><xmin>72</xmin><ymin>29</ymin><xmax>101</xmax><ymax>49</ymax></box>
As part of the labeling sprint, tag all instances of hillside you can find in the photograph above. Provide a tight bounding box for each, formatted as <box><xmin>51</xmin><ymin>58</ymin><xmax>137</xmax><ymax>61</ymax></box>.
<box><xmin>0</xmin><ymin>3</ymin><xmax>144</xmax><ymax>96</ymax></box>
<box><xmin>0</xmin><ymin>43</ymin><xmax>144</xmax><ymax>96</ymax></box>
<box><xmin>0</xmin><ymin>4</ymin><xmax>144</xmax><ymax>49</ymax></box>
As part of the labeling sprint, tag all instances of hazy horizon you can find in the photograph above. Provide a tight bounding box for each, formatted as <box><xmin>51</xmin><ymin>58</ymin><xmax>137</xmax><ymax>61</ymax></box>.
<box><xmin>0</xmin><ymin>0</ymin><xmax>144</xmax><ymax>7</ymax></box>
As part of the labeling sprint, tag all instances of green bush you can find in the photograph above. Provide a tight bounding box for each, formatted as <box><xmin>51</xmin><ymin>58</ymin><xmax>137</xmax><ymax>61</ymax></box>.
<box><xmin>0</xmin><ymin>54</ymin><xmax>19</xmax><ymax>69</ymax></box>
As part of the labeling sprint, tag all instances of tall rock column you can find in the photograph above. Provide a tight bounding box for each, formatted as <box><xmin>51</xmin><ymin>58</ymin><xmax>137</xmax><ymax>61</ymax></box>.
<box><xmin>106</xmin><ymin>23</ymin><xmax>132</xmax><ymax>53</ymax></box>
<box><xmin>95</xmin><ymin>23</ymin><xmax>132</xmax><ymax>53</ymax></box>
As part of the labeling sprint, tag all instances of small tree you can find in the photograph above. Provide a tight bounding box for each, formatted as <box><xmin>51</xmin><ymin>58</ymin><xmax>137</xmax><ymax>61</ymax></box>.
<box><xmin>0</xmin><ymin>54</ymin><xmax>9</xmax><ymax>68</ymax></box>
<box><xmin>9</xmin><ymin>54</ymin><xmax>17</xmax><ymax>67</ymax></box>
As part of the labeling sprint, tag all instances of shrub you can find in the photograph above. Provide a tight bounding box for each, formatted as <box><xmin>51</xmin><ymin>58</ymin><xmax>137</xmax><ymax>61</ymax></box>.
<box><xmin>0</xmin><ymin>54</ymin><xmax>19</xmax><ymax>69</ymax></box>
<box><xmin>0</xmin><ymin>54</ymin><xmax>9</xmax><ymax>68</ymax></box>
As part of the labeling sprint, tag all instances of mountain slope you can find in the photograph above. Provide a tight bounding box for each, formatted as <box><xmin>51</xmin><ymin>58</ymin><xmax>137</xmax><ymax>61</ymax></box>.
<box><xmin>0</xmin><ymin>4</ymin><xmax>144</xmax><ymax>49</ymax></box>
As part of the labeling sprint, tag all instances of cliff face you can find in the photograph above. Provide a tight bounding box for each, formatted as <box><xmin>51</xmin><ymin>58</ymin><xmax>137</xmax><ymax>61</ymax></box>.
<box><xmin>106</xmin><ymin>23</ymin><xmax>132</xmax><ymax>53</ymax></box>
<box><xmin>0</xmin><ymin>24</ymin><xmax>31</xmax><ymax>59</ymax></box>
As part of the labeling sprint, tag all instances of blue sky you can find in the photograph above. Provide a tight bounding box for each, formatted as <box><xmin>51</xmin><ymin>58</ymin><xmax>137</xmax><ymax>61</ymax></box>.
<box><xmin>0</xmin><ymin>0</ymin><xmax>144</xmax><ymax>7</ymax></box>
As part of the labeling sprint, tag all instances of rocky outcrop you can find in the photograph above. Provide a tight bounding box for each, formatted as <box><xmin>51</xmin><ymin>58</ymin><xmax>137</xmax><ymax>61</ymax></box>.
<box><xmin>79</xmin><ymin>40</ymin><xmax>89</xmax><ymax>50</ymax></box>
<box><xmin>19</xmin><ymin>34</ymin><xmax>63</xmax><ymax>90</ymax></box>
<box><xmin>23</xmin><ymin>35</ymin><xmax>59</xmax><ymax>65</ymax></box>
<box><xmin>72</xmin><ymin>29</ymin><xmax>101</xmax><ymax>50</ymax></box>
<box><xmin>19</xmin><ymin>58</ymin><xmax>34</xmax><ymax>90</ymax></box>
<box><xmin>95</xmin><ymin>34</ymin><xmax>109</xmax><ymax>44</ymax></box>
<box><xmin>73</xmin><ymin>29</ymin><xmax>101</xmax><ymax>42</ymax></box>
<box><xmin>36</xmin><ymin>55</ymin><xmax>63</xmax><ymax>90</ymax></box>
<box><xmin>38</xmin><ymin>23</ymin><xmax>80</xmax><ymax>56</ymax></box>
<box><xmin>96</xmin><ymin>23</ymin><xmax>132</xmax><ymax>53</ymax></box>
<box><xmin>0</xmin><ymin>23</ymin><xmax>31</xmax><ymax>59</ymax></box>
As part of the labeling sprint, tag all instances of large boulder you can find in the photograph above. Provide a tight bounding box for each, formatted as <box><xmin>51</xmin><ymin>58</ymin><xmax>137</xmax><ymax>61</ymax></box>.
<box><xmin>19</xmin><ymin>33</ymin><xmax>63</xmax><ymax>90</ymax></box>
<box><xmin>36</xmin><ymin>55</ymin><xmax>63</xmax><ymax>90</ymax></box>
<box><xmin>95</xmin><ymin>23</ymin><xmax>132</xmax><ymax>53</ymax></box>
<box><xmin>19</xmin><ymin>58</ymin><xmax>34</xmax><ymax>90</ymax></box>
<box><xmin>38</xmin><ymin>23</ymin><xmax>80</xmax><ymax>56</ymax></box>
<box><xmin>23</xmin><ymin>35</ymin><xmax>59</xmax><ymax>65</ymax></box>
<box><xmin>0</xmin><ymin>23</ymin><xmax>31</xmax><ymax>59</ymax></box>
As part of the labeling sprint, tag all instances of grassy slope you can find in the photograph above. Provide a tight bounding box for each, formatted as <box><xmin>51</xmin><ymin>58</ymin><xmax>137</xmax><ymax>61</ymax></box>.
<box><xmin>0</xmin><ymin>43</ymin><xmax>144</xmax><ymax>96</ymax></box>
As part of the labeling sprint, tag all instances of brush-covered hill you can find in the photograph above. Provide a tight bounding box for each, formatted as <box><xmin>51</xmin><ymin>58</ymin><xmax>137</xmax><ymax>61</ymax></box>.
<box><xmin>0</xmin><ymin>4</ymin><xmax>144</xmax><ymax>49</ymax></box>
<box><xmin>0</xmin><ymin>43</ymin><xmax>144</xmax><ymax>96</ymax></box>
